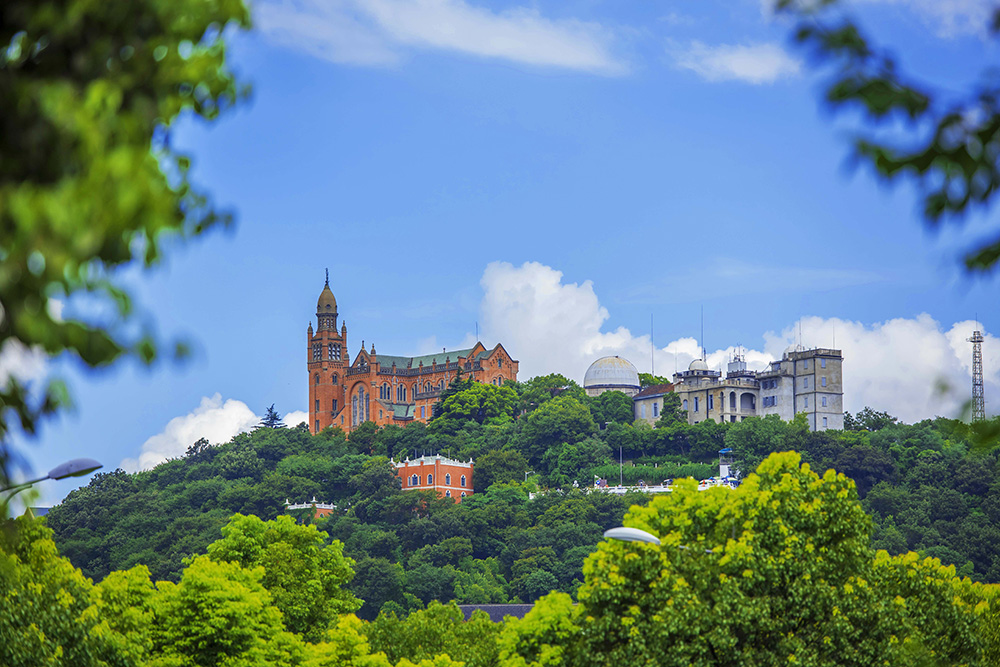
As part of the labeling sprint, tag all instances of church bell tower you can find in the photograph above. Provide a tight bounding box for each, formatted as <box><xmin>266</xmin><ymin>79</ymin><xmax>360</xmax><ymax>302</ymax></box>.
<box><xmin>308</xmin><ymin>270</ymin><xmax>347</xmax><ymax>433</ymax></box>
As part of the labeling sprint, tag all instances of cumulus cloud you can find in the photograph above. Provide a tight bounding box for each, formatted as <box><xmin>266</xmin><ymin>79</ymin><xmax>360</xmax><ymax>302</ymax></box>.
<box><xmin>283</xmin><ymin>410</ymin><xmax>309</xmax><ymax>428</ymax></box>
<box><xmin>257</xmin><ymin>0</ymin><xmax>625</xmax><ymax>74</ymax></box>
<box><xmin>0</xmin><ymin>339</ymin><xmax>47</xmax><ymax>386</ymax></box>
<box><xmin>120</xmin><ymin>394</ymin><xmax>260</xmax><ymax>472</ymax></box>
<box><xmin>673</xmin><ymin>41</ymin><xmax>801</xmax><ymax>84</ymax></box>
<box><xmin>478</xmin><ymin>261</ymin><xmax>998</xmax><ymax>424</ymax></box>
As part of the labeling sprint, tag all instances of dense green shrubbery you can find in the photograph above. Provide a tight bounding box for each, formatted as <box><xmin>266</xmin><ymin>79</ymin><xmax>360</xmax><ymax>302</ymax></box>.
<box><xmin>46</xmin><ymin>374</ymin><xmax>1000</xmax><ymax>614</ymax></box>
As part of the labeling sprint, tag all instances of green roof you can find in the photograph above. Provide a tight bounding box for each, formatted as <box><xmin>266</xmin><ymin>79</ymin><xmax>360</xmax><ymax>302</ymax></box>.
<box><xmin>393</xmin><ymin>404</ymin><xmax>415</xmax><ymax>419</ymax></box>
<box><xmin>378</xmin><ymin>347</ymin><xmax>477</xmax><ymax>369</ymax></box>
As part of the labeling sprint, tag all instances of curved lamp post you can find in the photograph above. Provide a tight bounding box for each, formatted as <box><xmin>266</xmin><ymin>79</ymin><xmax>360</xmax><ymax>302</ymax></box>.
<box><xmin>1</xmin><ymin>457</ymin><xmax>103</xmax><ymax>496</ymax></box>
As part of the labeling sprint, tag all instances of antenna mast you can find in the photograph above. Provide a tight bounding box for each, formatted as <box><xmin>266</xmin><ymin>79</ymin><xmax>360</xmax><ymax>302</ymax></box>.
<box><xmin>650</xmin><ymin>314</ymin><xmax>654</xmax><ymax>378</ymax></box>
<box><xmin>969</xmin><ymin>328</ymin><xmax>986</xmax><ymax>423</ymax></box>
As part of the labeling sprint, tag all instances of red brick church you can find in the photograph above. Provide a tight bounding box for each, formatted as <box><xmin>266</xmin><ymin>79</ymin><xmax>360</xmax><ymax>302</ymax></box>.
<box><xmin>307</xmin><ymin>273</ymin><xmax>519</xmax><ymax>434</ymax></box>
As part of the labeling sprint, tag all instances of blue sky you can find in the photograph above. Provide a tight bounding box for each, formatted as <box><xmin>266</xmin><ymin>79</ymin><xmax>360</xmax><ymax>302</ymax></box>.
<box><xmin>8</xmin><ymin>0</ymin><xmax>1000</xmax><ymax>503</ymax></box>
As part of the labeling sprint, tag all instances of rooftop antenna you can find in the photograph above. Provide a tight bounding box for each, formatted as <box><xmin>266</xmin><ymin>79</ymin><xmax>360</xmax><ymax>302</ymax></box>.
<box><xmin>476</xmin><ymin>321</ymin><xmax>479</xmax><ymax>341</ymax></box>
<box><xmin>700</xmin><ymin>305</ymin><xmax>705</xmax><ymax>361</ymax></box>
<box><xmin>798</xmin><ymin>320</ymin><xmax>803</xmax><ymax>349</ymax></box>
<box><xmin>650</xmin><ymin>314</ymin><xmax>654</xmax><ymax>377</ymax></box>
<box><xmin>969</xmin><ymin>320</ymin><xmax>986</xmax><ymax>423</ymax></box>
<box><xmin>832</xmin><ymin>321</ymin><xmax>836</xmax><ymax>349</ymax></box>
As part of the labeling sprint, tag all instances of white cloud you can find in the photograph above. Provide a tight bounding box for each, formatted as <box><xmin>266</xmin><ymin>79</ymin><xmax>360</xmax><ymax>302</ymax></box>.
<box><xmin>283</xmin><ymin>410</ymin><xmax>309</xmax><ymax>428</ymax></box>
<box><xmin>120</xmin><ymin>394</ymin><xmax>260</xmax><ymax>472</ymax></box>
<box><xmin>0</xmin><ymin>339</ymin><xmax>47</xmax><ymax>386</ymax></box>
<box><xmin>478</xmin><ymin>261</ymin><xmax>998</xmax><ymax>424</ymax></box>
<box><xmin>256</xmin><ymin>0</ymin><xmax>625</xmax><ymax>74</ymax></box>
<box><xmin>854</xmin><ymin>0</ymin><xmax>991</xmax><ymax>38</ymax></box>
<box><xmin>673</xmin><ymin>41</ymin><xmax>801</xmax><ymax>84</ymax></box>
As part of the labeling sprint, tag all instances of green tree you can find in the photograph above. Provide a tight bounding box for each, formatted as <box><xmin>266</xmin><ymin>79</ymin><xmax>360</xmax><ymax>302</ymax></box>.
<box><xmin>0</xmin><ymin>516</ymin><xmax>135</xmax><ymax>666</ymax></box>
<box><xmin>500</xmin><ymin>451</ymin><xmax>1000</xmax><ymax>665</ymax></box>
<box><xmin>259</xmin><ymin>404</ymin><xmax>286</xmax><ymax>429</ymax></box>
<box><xmin>206</xmin><ymin>513</ymin><xmax>361</xmax><ymax>643</ymax></box>
<box><xmin>845</xmin><ymin>407</ymin><xmax>899</xmax><ymax>432</ymax></box>
<box><xmin>0</xmin><ymin>0</ymin><xmax>251</xmax><ymax>488</ymax></box>
<box><xmin>638</xmin><ymin>373</ymin><xmax>672</xmax><ymax>388</ymax></box>
<box><xmin>520</xmin><ymin>395</ymin><xmax>597</xmax><ymax>465</ymax></box>
<box><xmin>474</xmin><ymin>449</ymin><xmax>530</xmax><ymax>492</ymax></box>
<box><xmin>515</xmin><ymin>374</ymin><xmax>587</xmax><ymax>414</ymax></box>
<box><xmin>151</xmin><ymin>555</ymin><xmax>305</xmax><ymax>666</ymax></box>
<box><xmin>368</xmin><ymin>602</ymin><xmax>502</xmax><ymax>667</ymax></box>
<box><xmin>653</xmin><ymin>393</ymin><xmax>685</xmax><ymax>428</ymax></box>
<box><xmin>430</xmin><ymin>380</ymin><xmax>518</xmax><ymax>428</ymax></box>
<box><xmin>776</xmin><ymin>0</ymin><xmax>1000</xmax><ymax>270</ymax></box>
<box><xmin>585</xmin><ymin>390</ymin><xmax>634</xmax><ymax>426</ymax></box>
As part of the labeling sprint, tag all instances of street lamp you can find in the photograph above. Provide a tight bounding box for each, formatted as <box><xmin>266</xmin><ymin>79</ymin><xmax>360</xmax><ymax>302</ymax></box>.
<box><xmin>1</xmin><ymin>457</ymin><xmax>103</xmax><ymax>495</ymax></box>
<box><xmin>603</xmin><ymin>526</ymin><xmax>661</xmax><ymax>546</ymax></box>
<box><xmin>604</xmin><ymin>526</ymin><xmax>714</xmax><ymax>553</ymax></box>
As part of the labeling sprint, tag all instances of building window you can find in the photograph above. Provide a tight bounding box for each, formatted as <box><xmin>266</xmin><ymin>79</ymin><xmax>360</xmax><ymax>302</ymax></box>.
<box><xmin>730</xmin><ymin>416</ymin><xmax>736</xmax><ymax>422</ymax></box>
<box><xmin>804</xmin><ymin>397</ymin><xmax>809</xmax><ymax>408</ymax></box>
<box><xmin>446</xmin><ymin>490</ymin><xmax>452</xmax><ymax>497</ymax></box>
<box><xmin>694</xmin><ymin>397</ymin><xmax>699</xmax><ymax>412</ymax></box>
<box><xmin>804</xmin><ymin>360</ymin><xmax>809</xmax><ymax>370</ymax></box>
<box><xmin>461</xmin><ymin>492</ymin><xmax>467</xmax><ymax>497</ymax></box>
<box><xmin>804</xmin><ymin>377</ymin><xmax>809</xmax><ymax>388</ymax></box>
<box><xmin>420</xmin><ymin>406</ymin><xmax>426</xmax><ymax>419</ymax></box>
<box><xmin>379</xmin><ymin>410</ymin><xmax>383</xmax><ymax>420</ymax></box>
<box><xmin>641</xmin><ymin>404</ymin><xmax>646</xmax><ymax>419</ymax></box>
<box><xmin>397</xmin><ymin>385</ymin><xmax>406</xmax><ymax>402</ymax></box>
<box><xmin>427</xmin><ymin>474</ymin><xmax>433</xmax><ymax>485</ymax></box>
<box><xmin>821</xmin><ymin>377</ymin><xmax>827</xmax><ymax>387</ymax></box>
<box><xmin>822</xmin><ymin>396</ymin><xmax>828</xmax><ymax>407</ymax></box>
<box><xmin>683</xmin><ymin>399</ymin><xmax>688</xmax><ymax>410</ymax></box>
<box><xmin>312</xmin><ymin>344</ymin><xmax>321</xmax><ymax>360</ymax></box>
<box><xmin>821</xmin><ymin>358</ymin><xmax>826</xmax><ymax>369</ymax></box>
<box><xmin>315</xmin><ymin>374</ymin><xmax>320</xmax><ymax>385</ymax></box>
<box><xmin>461</xmin><ymin>475</ymin><xmax>466</xmax><ymax>487</ymax></box>
<box><xmin>653</xmin><ymin>402</ymin><xmax>659</xmax><ymax>417</ymax></box>
<box><xmin>411</xmin><ymin>475</ymin><xmax>418</xmax><ymax>486</ymax></box>
<box><xmin>332</xmin><ymin>374</ymin><xmax>338</xmax><ymax>385</ymax></box>
<box><xmin>498</xmin><ymin>358</ymin><xmax>503</xmax><ymax>368</ymax></box>
<box><xmin>446</xmin><ymin>474</ymin><xmax>451</xmax><ymax>485</ymax></box>
<box><xmin>708</xmin><ymin>395</ymin><xmax>713</xmax><ymax>410</ymax></box>
<box><xmin>315</xmin><ymin>420</ymin><xmax>319</xmax><ymax>432</ymax></box>
<box><xmin>315</xmin><ymin>399</ymin><xmax>319</xmax><ymax>412</ymax></box>
<box><xmin>823</xmin><ymin>416</ymin><xmax>828</xmax><ymax>427</ymax></box>
<box><xmin>332</xmin><ymin>399</ymin><xmax>338</xmax><ymax>412</ymax></box>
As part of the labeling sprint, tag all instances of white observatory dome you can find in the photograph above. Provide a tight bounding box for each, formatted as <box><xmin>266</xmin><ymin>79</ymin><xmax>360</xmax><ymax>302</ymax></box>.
<box><xmin>688</xmin><ymin>358</ymin><xmax>709</xmax><ymax>372</ymax></box>
<box><xmin>583</xmin><ymin>356</ymin><xmax>641</xmax><ymax>397</ymax></box>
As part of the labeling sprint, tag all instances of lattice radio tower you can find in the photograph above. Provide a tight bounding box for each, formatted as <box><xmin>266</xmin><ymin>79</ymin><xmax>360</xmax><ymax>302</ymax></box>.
<box><xmin>969</xmin><ymin>329</ymin><xmax>986</xmax><ymax>423</ymax></box>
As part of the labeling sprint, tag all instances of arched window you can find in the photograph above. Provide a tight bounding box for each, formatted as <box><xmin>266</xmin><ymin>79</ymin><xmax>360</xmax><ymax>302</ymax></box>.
<box><xmin>411</xmin><ymin>475</ymin><xmax>418</xmax><ymax>486</ymax></box>
<box><xmin>446</xmin><ymin>490</ymin><xmax>452</xmax><ymax>497</ymax></box>
<box><xmin>427</xmin><ymin>474</ymin><xmax>433</xmax><ymax>485</ymax></box>
<box><xmin>397</xmin><ymin>385</ymin><xmax>406</xmax><ymax>402</ymax></box>
<box><xmin>380</xmin><ymin>383</ymin><xmax>390</xmax><ymax>400</ymax></box>
<box><xmin>312</xmin><ymin>343</ymin><xmax>321</xmax><ymax>360</ymax></box>
<box><xmin>445</xmin><ymin>474</ymin><xmax>451</xmax><ymax>485</ymax></box>
<box><xmin>315</xmin><ymin>374</ymin><xmax>320</xmax><ymax>385</ymax></box>
<box><xmin>460</xmin><ymin>475</ymin><xmax>466</xmax><ymax>487</ymax></box>
<box><xmin>332</xmin><ymin>374</ymin><xmax>338</xmax><ymax>385</ymax></box>
<box><xmin>683</xmin><ymin>399</ymin><xmax>688</xmax><ymax>410</ymax></box>
<box><xmin>438</xmin><ymin>380</ymin><xmax>444</xmax><ymax>389</ymax></box>
<box><xmin>460</xmin><ymin>492</ymin><xmax>466</xmax><ymax>497</ymax></box>
<box><xmin>412</xmin><ymin>383</ymin><xmax>418</xmax><ymax>397</ymax></box>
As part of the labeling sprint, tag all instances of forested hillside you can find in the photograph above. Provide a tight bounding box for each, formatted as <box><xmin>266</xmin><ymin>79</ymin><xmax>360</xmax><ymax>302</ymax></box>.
<box><xmin>47</xmin><ymin>374</ymin><xmax>1000</xmax><ymax>619</ymax></box>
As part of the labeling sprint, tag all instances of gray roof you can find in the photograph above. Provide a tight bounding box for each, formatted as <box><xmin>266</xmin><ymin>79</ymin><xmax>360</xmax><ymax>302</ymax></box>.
<box><xmin>457</xmin><ymin>604</ymin><xmax>534</xmax><ymax>622</ymax></box>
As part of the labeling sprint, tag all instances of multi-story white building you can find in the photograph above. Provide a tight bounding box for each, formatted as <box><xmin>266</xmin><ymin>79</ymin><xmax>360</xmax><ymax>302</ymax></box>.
<box><xmin>666</xmin><ymin>346</ymin><xmax>844</xmax><ymax>431</ymax></box>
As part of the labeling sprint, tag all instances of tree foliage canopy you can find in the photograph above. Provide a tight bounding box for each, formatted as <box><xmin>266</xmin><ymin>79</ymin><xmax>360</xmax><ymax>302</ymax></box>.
<box><xmin>0</xmin><ymin>0</ymin><xmax>251</xmax><ymax>486</ymax></box>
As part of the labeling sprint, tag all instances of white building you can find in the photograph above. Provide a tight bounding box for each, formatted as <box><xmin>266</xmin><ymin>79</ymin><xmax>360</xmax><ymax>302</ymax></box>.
<box><xmin>667</xmin><ymin>347</ymin><xmax>844</xmax><ymax>432</ymax></box>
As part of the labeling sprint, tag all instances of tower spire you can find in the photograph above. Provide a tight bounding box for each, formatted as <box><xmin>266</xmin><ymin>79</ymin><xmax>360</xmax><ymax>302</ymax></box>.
<box><xmin>325</xmin><ymin>268</ymin><xmax>329</xmax><ymax>287</ymax></box>
<box><xmin>969</xmin><ymin>329</ymin><xmax>986</xmax><ymax>423</ymax></box>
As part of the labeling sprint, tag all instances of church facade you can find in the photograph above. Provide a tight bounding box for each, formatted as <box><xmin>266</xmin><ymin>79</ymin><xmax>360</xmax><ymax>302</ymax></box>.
<box><xmin>307</xmin><ymin>276</ymin><xmax>519</xmax><ymax>434</ymax></box>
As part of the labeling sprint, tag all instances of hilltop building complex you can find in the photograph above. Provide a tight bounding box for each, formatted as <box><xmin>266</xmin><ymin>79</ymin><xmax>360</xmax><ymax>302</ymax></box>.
<box><xmin>307</xmin><ymin>275</ymin><xmax>518</xmax><ymax>434</ymax></box>
<box><xmin>629</xmin><ymin>346</ymin><xmax>844</xmax><ymax>431</ymax></box>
